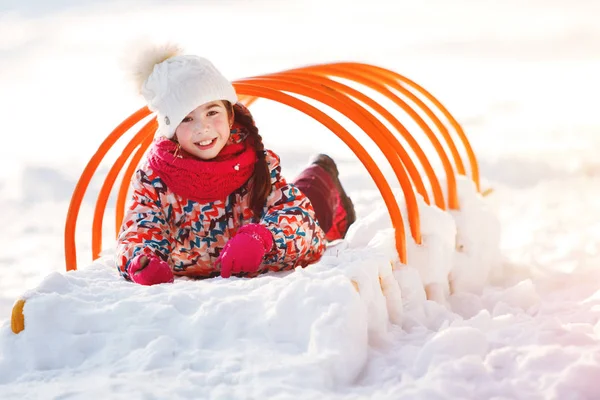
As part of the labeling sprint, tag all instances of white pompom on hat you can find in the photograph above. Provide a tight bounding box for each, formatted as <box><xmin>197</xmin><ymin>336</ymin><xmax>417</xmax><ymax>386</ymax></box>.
<box><xmin>130</xmin><ymin>43</ymin><xmax>238</xmax><ymax>139</ymax></box>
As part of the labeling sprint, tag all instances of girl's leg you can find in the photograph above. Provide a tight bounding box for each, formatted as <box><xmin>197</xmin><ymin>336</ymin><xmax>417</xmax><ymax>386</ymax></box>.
<box><xmin>293</xmin><ymin>154</ymin><xmax>356</xmax><ymax>240</ymax></box>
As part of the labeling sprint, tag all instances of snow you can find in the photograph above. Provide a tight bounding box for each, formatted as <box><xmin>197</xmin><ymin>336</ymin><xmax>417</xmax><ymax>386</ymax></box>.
<box><xmin>2</xmin><ymin>0</ymin><xmax>600</xmax><ymax>398</ymax></box>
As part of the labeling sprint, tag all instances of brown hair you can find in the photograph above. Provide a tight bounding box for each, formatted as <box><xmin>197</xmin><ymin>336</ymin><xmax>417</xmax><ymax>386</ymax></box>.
<box><xmin>224</xmin><ymin>101</ymin><xmax>271</xmax><ymax>220</ymax></box>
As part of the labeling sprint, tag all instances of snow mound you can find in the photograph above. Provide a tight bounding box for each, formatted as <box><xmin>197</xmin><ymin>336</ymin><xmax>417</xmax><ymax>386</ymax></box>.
<box><xmin>1</xmin><ymin>235</ymin><xmax>411</xmax><ymax>394</ymax></box>
<box><xmin>0</xmin><ymin>169</ymin><xmax>509</xmax><ymax>398</ymax></box>
<box><xmin>1</xmin><ymin>260</ymin><xmax>368</xmax><ymax>392</ymax></box>
<box><xmin>346</xmin><ymin>176</ymin><xmax>503</xmax><ymax>304</ymax></box>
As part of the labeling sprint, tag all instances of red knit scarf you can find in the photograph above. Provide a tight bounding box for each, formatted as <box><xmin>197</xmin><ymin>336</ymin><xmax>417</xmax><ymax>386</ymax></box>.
<box><xmin>147</xmin><ymin>128</ymin><xmax>257</xmax><ymax>203</ymax></box>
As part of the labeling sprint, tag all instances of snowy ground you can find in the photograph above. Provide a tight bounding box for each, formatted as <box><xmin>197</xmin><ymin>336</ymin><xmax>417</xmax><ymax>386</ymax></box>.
<box><xmin>1</xmin><ymin>0</ymin><xmax>600</xmax><ymax>399</ymax></box>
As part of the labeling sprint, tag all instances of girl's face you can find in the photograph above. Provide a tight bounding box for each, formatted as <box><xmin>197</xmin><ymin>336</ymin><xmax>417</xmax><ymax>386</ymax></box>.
<box><xmin>174</xmin><ymin>101</ymin><xmax>233</xmax><ymax>160</ymax></box>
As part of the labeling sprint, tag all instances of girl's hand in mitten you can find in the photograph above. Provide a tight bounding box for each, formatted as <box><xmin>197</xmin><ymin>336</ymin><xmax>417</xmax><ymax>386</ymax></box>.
<box><xmin>218</xmin><ymin>224</ymin><xmax>274</xmax><ymax>278</ymax></box>
<box><xmin>128</xmin><ymin>253</ymin><xmax>174</xmax><ymax>285</ymax></box>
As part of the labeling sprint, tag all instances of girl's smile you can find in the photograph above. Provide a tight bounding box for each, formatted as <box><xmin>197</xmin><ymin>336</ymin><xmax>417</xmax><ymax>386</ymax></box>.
<box><xmin>195</xmin><ymin>138</ymin><xmax>217</xmax><ymax>149</ymax></box>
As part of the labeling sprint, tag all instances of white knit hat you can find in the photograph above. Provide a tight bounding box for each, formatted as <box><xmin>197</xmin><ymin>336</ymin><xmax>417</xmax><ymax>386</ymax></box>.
<box><xmin>132</xmin><ymin>44</ymin><xmax>238</xmax><ymax>139</ymax></box>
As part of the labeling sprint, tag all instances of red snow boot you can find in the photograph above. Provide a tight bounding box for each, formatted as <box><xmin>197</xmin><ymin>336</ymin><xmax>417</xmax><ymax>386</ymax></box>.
<box><xmin>310</xmin><ymin>154</ymin><xmax>356</xmax><ymax>241</ymax></box>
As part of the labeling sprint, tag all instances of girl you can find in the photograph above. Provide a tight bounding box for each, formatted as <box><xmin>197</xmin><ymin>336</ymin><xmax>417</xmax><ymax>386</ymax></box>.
<box><xmin>116</xmin><ymin>45</ymin><xmax>356</xmax><ymax>285</ymax></box>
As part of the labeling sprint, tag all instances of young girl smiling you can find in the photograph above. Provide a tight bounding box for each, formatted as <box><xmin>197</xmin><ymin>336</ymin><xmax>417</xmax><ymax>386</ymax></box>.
<box><xmin>116</xmin><ymin>44</ymin><xmax>355</xmax><ymax>285</ymax></box>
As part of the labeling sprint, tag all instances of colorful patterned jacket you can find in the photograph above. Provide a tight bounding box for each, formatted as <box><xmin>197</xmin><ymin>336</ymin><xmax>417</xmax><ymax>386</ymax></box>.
<box><xmin>116</xmin><ymin>149</ymin><xmax>326</xmax><ymax>280</ymax></box>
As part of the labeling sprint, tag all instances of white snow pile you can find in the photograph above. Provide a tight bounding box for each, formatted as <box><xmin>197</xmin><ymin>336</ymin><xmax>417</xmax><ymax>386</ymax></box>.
<box><xmin>0</xmin><ymin>176</ymin><xmax>525</xmax><ymax>399</ymax></box>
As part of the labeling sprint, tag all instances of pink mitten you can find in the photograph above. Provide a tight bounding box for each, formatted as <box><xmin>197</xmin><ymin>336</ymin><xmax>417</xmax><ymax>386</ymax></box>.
<box><xmin>218</xmin><ymin>224</ymin><xmax>274</xmax><ymax>278</ymax></box>
<box><xmin>128</xmin><ymin>253</ymin><xmax>174</xmax><ymax>286</ymax></box>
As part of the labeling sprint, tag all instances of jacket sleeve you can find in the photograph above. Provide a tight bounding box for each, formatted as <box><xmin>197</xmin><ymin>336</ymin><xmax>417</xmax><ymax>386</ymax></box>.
<box><xmin>259</xmin><ymin>150</ymin><xmax>326</xmax><ymax>272</ymax></box>
<box><xmin>115</xmin><ymin>168</ymin><xmax>174</xmax><ymax>280</ymax></box>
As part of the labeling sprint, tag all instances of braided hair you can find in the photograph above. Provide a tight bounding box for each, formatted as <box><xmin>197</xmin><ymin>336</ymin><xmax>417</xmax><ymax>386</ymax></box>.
<box><xmin>225</xmin><ymin>101</ymin><xmax>271</xmax><ymax>220</ymax></box>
